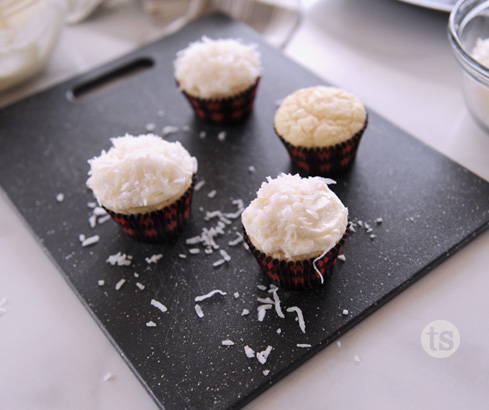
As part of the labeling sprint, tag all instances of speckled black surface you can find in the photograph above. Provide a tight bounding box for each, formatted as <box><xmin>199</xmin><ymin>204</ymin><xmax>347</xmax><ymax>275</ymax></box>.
<box><xmin>1</xmin><ymin>13</ymin><xmax>489</xmax><ymax>410</ymax></box>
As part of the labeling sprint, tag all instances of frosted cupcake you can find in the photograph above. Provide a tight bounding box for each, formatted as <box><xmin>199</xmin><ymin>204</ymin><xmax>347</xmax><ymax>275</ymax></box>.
<box><xmin>174</xmin><ymin>37</ymin><xmax>261</xmax><ymax>124</ymax></box>
<box><xmin>275</xmin><ymin>86</ymin><xmax>367</xmax><ymax>176</ymax></box>
<box><xmin>87</xmin><ymin>134</ymin><xmax>197</xmax><ymax>242</ymax></box>
<box><xmin>242</xmin><ymin>173</ymin><xmax>348</xmax><ymax>289</ymax></box>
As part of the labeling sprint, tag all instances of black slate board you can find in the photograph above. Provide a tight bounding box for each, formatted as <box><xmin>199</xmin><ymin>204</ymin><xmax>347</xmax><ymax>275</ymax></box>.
<box><xmin>1</xmin><ymin>13</ymin><xmax>489</xmax><ymax>410</ymax></box>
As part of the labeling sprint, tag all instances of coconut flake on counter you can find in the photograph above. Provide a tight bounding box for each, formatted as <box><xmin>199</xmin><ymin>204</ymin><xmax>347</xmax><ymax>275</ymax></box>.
<box><xmin>207</xmin><ymin>190</ymin><xmax>217</xmax><ymax>199</ymax></box>
<box><xmin>80</xmin><ymin>234</ymin><xmax>100</xmax><ymax>247</ymax></box>
<box><xmin>233</xmin><ymin>292</ymin><xmax>240</xmax><ymax>299</ymax></box>
<box><xmin>115</xmin><ymin>279</ymin><xmax>126</xmax><ymax>290</ymax></box>
<box><xmin>221</xmin><ymin>339</ymin><xmax>235</xmax><ymax>346</ymax></box>
<box><xmin>228</xmin><ymin>233</ymin><xmax>243</xmax><ymax>246</ymax></box>
<box><xmin>146</xmin><ymin>123</ymin><xmax>156</xmax><ymax>132</ymax></box>
<box><xmin>93</xmin><ymin>207</ymin><xmax>107</xmax><ymax>216</ymax></box>
<box><xmin>107</xmin><ymin>252</ymin><xmax>132</xmax><ymax>266</ymax></box>
<box><xmin>217</xmin><ymin>131</ymin><xmax>226</xmax><ymax>142</ymax></box>
<box><xmin>336</xmin><ymin>340</ymin><xmax>342</xmax><ymax>348</ymax></box>
<box><xmin>194</xmin><ymin>289</ymin><xmax>227</xmax><ymax>302</ymax></box>
<box><xmin>220</xmin><ymin>249</ymin><xmax>231</xmax><ymax>262</ymax></box>
<box><xmin>194</xmin><ymin>304</ymin><xmax>204</xmax><ymax>318</ymax></box>
<box><xmin>56</xmin><ymin>193</ymin><xmax>64</xmax><ymax>202</ymax></box>
<box><xmin>256</xmin><ymin>346</ymin><xmax>273</xmax><ymax>365</ymax></box>
<box><xmin>178</xmin><ymin>254</ymin><xmax>187</xmax><ymax>259</ymax></box>
<box><xmin>136</xmin><ymin>282</ymin><xmax>145</xmax><ymax>290</ymax></box>
<box><xmin>338</xmin><ymin>254</ymin><xmax>346</xmax><ymax>262</ymax></box>
<box><xmin>145</xmin><ymin>253</ymin><xmax>163</xmax><ymax>264</ymax></box>
<box><xmin>369</xmin><ymin>234</ymin><xmax>376</xmax><ymax>241</ymax></box>
<box><xmin>102</xmin><ymin>372</ymin><xmax>114</xmax><ymax>382</ymax></box>
<box><xmin>257</xmin><ymin>285</ymin><xmax>267</xmax><ymax>291</ymax></box>
<box><xmin>134</xmin><ymin>272</ymin><xmax>139</xmax><ymax>278</ymax></box>
<box><xmin>97</xmin><ymin>280</ymin><xmax>105</xmax><ymax>286</ymax></box>
<box><xmin>98</xmin><ymin>215</ymin><xmax>111</xmax><ymax>224</ymax></box>
<box><xmin>188</xmin><ymin>248</ymin><xmax>200</xmax><ymax>255</ymax></box>
<box><xmin>297</xmin><ymin>344</ymin><xmax>311</xmax><ymax>348</ymax></box>
<box><xmin>257</xmin><ymin>304</ymin><xmax>273</xmax><ymax>322</ymax></box>
<box><xmin>213</xmin><ymin>259</ymin><xmax>226</xmax><ymax>267</ymax></box>
<box><xmin>262</xmin><ymin>369</ymin><xmax>270</xmax><ymax>376</ymax></box>
<box><xmin>87</xmin><ymin>202</ymin><xmax>97</xmax><ymax>208</ymax></box>
<box><xmin>270</xmin><ymin>288</ymin><xmax>285</xmax><ymax>318</ymax></box>
<box><xmin>287</xmin><ymin>306</ymin><xmax>306</xmax><ymax>334</ymax></box>
<box><xmin>257</xmin><ymin>297</ymin><xmax>274</xmax><ymax>305</ymax></box>
<box><xmin>241</xmin><ymin>308</ymin><xmax>250</xmax><ymax>316</ymax></box>
<box><xmin>151</xmin><ymin>299</ymin><xmax>168</xmax><ymax>313</ymax></box>
<box><xmin>276</xmin><ymin>328</ymin><xmax>281</xmax><ymax>334</ymax></box>
<box><xmin>342</xmin><ymin>309</ymin><xmax>349</xmax><ymax>316</ymax></box>
<box><xmin>248</xmin><ymin>165</ymin><xmax>256</xmax><ymax>173</ymax></box>
<box><xmin>88</xmin><ymin>215</ymin><xmax>97</xmax><ymax>228</ymax></box>
<box><xmin>146</xmin><ymin>321</ymin><xmax>157</xmax><ymax>327</ymax></box>
<box><xmin>194</xmin><ymin>180</ymin><xmax>206</xmax><ymax>191</ymax></box>
<box><xmin>199</xmin><ymin>131</ymin><xmax>206</xmax><ymax>139</ymax></box>
<box><xmin>375</xmin><ymin>217</ymin><xmax>383</xmax><ymax>225</ymax></box>
<box><xmin>244</xmin><ymin>345</ymin><xmax>255</xmax><ymax>358</ymax></box>
<box><xmin>162</xmin><ymin>125</ymin><xmax>179</xmax><ymax>136</ymax></box>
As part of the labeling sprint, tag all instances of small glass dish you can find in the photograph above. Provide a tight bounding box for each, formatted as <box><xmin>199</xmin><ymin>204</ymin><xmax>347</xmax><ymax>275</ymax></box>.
<box><xmin>448</xmin><ymin>0</ymin><xmax>489</xmax><ymax>131</ymax></box>
<box><xmin>0</xmin><ymin>0</ymin><xmax>66</xmax><ymax>93</ymax></box>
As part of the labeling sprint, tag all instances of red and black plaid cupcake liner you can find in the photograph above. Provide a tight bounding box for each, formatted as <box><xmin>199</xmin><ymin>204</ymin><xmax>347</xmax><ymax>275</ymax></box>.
<box><xmin>105</xmin><ymin>177</ymin><xmax>195</xmax><ymax>243</ymax></box>
<box><xmin>276</xmin><ymin>116</ymin><xmax>368</xmax><ymax>176</ymax></box>
<box><xmin>178</xmin><ymin>78</ymin><xmax>260</xmax><ymax>124</ymax></box>
<box><xmin>243</xmin><ymin>228</ymin><xmax>347</xmax><ymax>290</ymax></box>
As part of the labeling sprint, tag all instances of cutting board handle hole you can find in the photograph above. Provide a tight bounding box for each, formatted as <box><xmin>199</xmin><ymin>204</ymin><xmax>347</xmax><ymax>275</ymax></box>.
<box><xmin>68</xmin><ymin>57</ymin><xmax>154</xmax><ymax>100</ymax></box>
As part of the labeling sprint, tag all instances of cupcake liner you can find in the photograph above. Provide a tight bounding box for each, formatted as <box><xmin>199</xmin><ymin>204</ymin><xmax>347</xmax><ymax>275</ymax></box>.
<box><xmin>178</xmin><ymin>78</ymin><xmax>260</xmax><ymax>124</ymax></box>
<box><xmin>276</xmin><ymin>116</ymin><xmax>368</xmax><ymax>176</ymax></box>
<box><xmin>105</xmin><ymin>177</ymin><xmax>195</xmax><ymax>243</ymax></box>
<box><xmin>243</xmin><ymin>228</ymin><xmax>347</xmax><ymax>290</ymax></box>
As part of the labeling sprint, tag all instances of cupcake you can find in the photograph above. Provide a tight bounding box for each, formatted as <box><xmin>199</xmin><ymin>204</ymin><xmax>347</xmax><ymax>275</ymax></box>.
<box><xmin>241</xmin><ymin>173</ymin><xmax>348</xmax><ymax>290</ymax></box>
<box><xmin>174</xmin><ymin>37</ymin><xmax>261</xmax><ymax>124</ymax></box>
<box><xmin>274</xmin><ymin>86</ymin><xmax>367</xmax><ymax>176</ymax></box>
<box><xmin>87</xmin><ymin>134</ymin><xmax>197</xmax><ymax>242</ymax></box>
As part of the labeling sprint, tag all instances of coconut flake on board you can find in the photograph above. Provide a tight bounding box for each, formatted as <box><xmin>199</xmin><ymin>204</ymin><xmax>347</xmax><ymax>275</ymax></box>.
<box><xmin>145</xmin><ymin>254</ymin><xmax>163</xmax><ymax>264</ymax></box>
<box><xmin>107</xmin><ymin>252</ymin><xmax>133</xmax><ymax>266</ymax></box>
<box><xmin>256</xmin><ymin>346</ymin><xmax>273</xmax><ymax>365</ymax></box>
<box><xmin>194</xmin><ymin>304</ymin><xmax>204</xmax><ymax>318</ymax></box>
<box><xmin>195</xmin><ymin>289</ymin><xmax>227</xmax><ymax>302</ymax></box>
<box><xmin>151</xmin><ymin>299</ymin><xmax>168</xmax><ymax>313</ymax></box>
<box><xmin>221</xmin><ymin>339</ymin><xmax>235</xmax><ymax>346</ymax></box>
<box><xmin>115</xmin><ymin>279</ymin><xmax>126</xmax><ymax>290</ymax></box>
<box><xmin>286</xmin><ymin>306</ymin><xmax>306</xmax><ymax>334</ymax></box>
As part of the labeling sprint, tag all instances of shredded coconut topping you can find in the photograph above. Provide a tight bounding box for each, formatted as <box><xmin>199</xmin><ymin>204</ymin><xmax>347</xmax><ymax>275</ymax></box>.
<box><xmin>242</xmin><ymin>174</ymin><xmax>348</xmax><ymax>260</ymax></box>
<box><xmin>195</xmin><ymin>289</ymin><xmax>227</xmax><ymax>302</ymax></box>
<box><xmin>256</xmin><ymin>346</ymin><xmax>273</xmax><ymax>365</ymax></box>
<box><xmin>244</xmin><ymin>345</ymin><xmax>255</xmax><ymax>358</ymax></box>
<box><xmin>194</xmin><ymin>304</ymin><xmax>204</xmax><ymax>318</ymax></box>
<box><xmin>221</xmin><ymin>339</ymin><xmax>235</xmax><ymax>346</ymax></box>
<box><xmin>175</xmin><ymin>37</ymin><xmax>261</xmax><ymax>99</ymax></box>
<box><xmin>87</xmin><ymin>134</ymin><xmax>197</xmax><ymax>213</ymax></box>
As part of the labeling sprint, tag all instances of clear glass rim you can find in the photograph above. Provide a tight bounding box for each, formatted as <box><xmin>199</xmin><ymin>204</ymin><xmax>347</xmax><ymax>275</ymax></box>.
<box><xmin>448</xmin><ymin>0</ymin><xmax>489</xmax><ymax>80</ymax></box>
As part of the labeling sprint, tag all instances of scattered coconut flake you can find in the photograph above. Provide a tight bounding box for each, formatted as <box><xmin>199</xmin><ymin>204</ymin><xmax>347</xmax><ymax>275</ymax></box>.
<box><xmin>297</xmin><ymin>344</ymin><xmax>311</xmax><ymax>348</ymax></box>
<box><xmin>257</xmin><ymin>304</ymin><xmax>273</xmax><ymax>322</ymax></box>
<box><xmin>228</xmin><ymin>233</ymin><xmax>244</xmax><ymax>246</ymax></box>
<box><xmin>136</xmin><ymin>282</ymin><xmax>145</xmax><ymax>290</ymax></box>
<box><xmin>256</xmin><ymin>346</ymin><xmax>273</xmax><ymax>365</ymax></box>
<box><xmin>93</xmin><ymin>207</ymin><xmax>107</xmax><ymax>216</ymax></box>
<box><xmin>336</xmin><ymin>340</ymin><xmax>342</xmax><ymax>348</ymax></box>
<box><xmin>97</xmin><ymin>280</ymin><xmax>105</xmax><ymax>286</ymax></box>
<box><xmin>178</xmin><ymin>253</ymin><xmax>187</xmax><ymax>259</ymax></box>
<box><xmin>195</xmin><ymin>180</ymin><xmax>206</xmax><ymax>191</ymax></box>
<box><xmin>268</xmin><ymin>284</ymin><xmax>279</xmax><ymax>293</ymax></box>
<box><xmin>144</xmin><ymin>253</ymin><xmax>163</xmax><ymax>265</ymax></box>
<box><xmin>287</xmin><ymin>306</ymin><xmax>306</xmax><ymax>334</ymax></box>
<box><xmin>115</xmin><ymin>279</ymin><xmax>126</xmax><ymax>290</ymax></box>
<box><xmin>56</xmin><ymin>193</ymin><xmax>64</xmax><ymax>202</ymax></box>
<box><xmin>145</xmin><ymin>123</ymin><xmax>156</xmax><ymax>131</ymax></box>
<box><xmin>195</xmin><ymin>289</ymin><xmax>227</xmax><ymax>302</ymax></box>
<box><xmin>369</xmin><ymin>234</ymin><xmax>377</xmax><ymax>240</ymax></box>
<box><xmin>87</xmin><ymin>202</ymin><xmax>97</xmax><ymax>208</ymax></box>
<box><xmin>375</xmin><ymin>217</ymin><xmax>383</xmax><ymax>225</ymax></box>
<box><xmin>162</xmin><ymin>125</ymin><xmax>179</xmax><ymax>135</ymax></box>
<box><xmin>107</xmin><ymin>252</ymin><xmax>132</xmax><ymax>266</ymax></box>
<box><xmin>262</xmin><ymin>369</ymin><xmax>270</xmax><ymax>376</ymax></box>
<box><xmin>134</xmin><ymin>272</ymin><xmax>139</xmax><ymax>278</ymax></box>
<box><xmin>248</xmin><ymin>165</ymin><xmax>256</xmax><ymax>173</ymax></box>
<box><xmin>342</xmin><ymin>309</ymin><xmax>349</xmax><ymax>316</ymax></box>
<box><xmin>243</xmin><ymin>242</ymin><xmax>250</xmax><ymax>251</ymax></box>
<box><xmin>151</xmin><ymin>299</ymin><xmax>168</xmax><ymax>313</ymax></box>
<box><xmin>194</xmin><ymin>304</ymin><xmax>204</xmax><ymax>318</ymax></box>
<box><xmin>244</xmin><ymin>345</ymin><xmax>255</xmax><ymax>358</ymax></box>
<box><xmin>182</xmin><ymin>125</ymin><xmax>190</xmax><ymax>132</ymax></box>
<box><xmin>146</xmin><ymin>320</ymin><xmax>157</xmax><ymax>327</ymax></box>
<box><xmin>241</xmin><ymin>308</ymin><xmax>250</xmax><ymax>316</ymax></box>
<box><xmin>221</xmin><ymin>339</ymin><xmax>235</xmax><ymax>346</ymax></box>
<box><xmin>98</xmin><ymin>215</ymin><xmax>111</xmax><ymax>224</ymax></box>
<box><xmin>81</xmin><ymin>235</ymin><xmax>100</xmax><ymax>247</ymax></box>
<box><xmin>276</xmin><ymin>328</ymin><xmax>282</xmax><ymax>334</ymax></box>
<box><xmin>354</xmin><ymin>355</ymin><xmax>361</xmax><ymax>363</ymax></box>
<box><xmin>102</xmin><ymin>372</ymin><xmax>114</xmax><ymax>382</ymax></box>
<box><xmin>257</xmin><ymin>297</ymin><xmax>274</xmax><ymax>304</ymax></box>
<box><xmin>188</xmin><ymin>248</ymin><xmax>200</xmax><ymax>254</ymax></box>
<box><xmin>270</xmin><ymin>288</ymin><xmax>285</xmax><ymax>318</ymax></box>
<box><xmin>207</xmin><ymin>190</ymin><xmax>217</xmax><ymax>198</ymax></box>
<box><xmin>79</xmin><ymin>234</ymin><xmax>86</xmax><ymax>242</ymax></box>
<box><xmin>88</xmin><ymin>215</ymin><xmax>97</xmax><ymax>228</ymax></box>
<box><xmin>217</xmin><ymin>131</ymin><xmax>227</xmax><ymax>141</ymax></box>
<box><xmin>220</xmin><ymin>249</ymin><xmax>231</xmax><ymax>262</ymax></box>
<box><xmin>257</xmin><ymin>284</ymin><xmax>267</xmax><ymax>291</ymax></box>
<box><xmin>213</xmin><ymin>259</ymin><xmax>226</xmax><ymax>267</ymax></box>
<box><xmin>233</xmin><ymin>292</ymin><xmax>240</xmax><ymax>299</ymax></box>
<box><xmin>199</xmin><ymin>131</ymin><xmax>206</xmax><ymax>139</ymax></box>
<box><xmin>338</xmin><ymin>254</ymin><xmax>346</xmax><ymax>262</ymax></box>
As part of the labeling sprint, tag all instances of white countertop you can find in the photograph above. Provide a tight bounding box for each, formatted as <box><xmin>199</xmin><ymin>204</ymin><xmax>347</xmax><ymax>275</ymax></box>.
<box><xmin>1</xmin><ymin>1</ymin><xmax>489</xmax><ymax>409</ymax></box>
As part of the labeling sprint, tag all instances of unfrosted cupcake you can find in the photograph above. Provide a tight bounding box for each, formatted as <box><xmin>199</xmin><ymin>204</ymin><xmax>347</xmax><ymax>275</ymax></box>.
<box><xmin>242</xmin><ymin>173</ymin><xmax>348</xmax><ymax>289</ymax></box>
<box><xmin>275</xmin><ymin>86</ymin><xmax>367</xmax><ymax>176</ymax></box>
<box><xmin>174</xmin><ymin>37</ymin><xmax>261</xmax><ymax>124</ymax></box>
<box><xmin>87</xmin><ymin>134</ymin><xmax>197</xmax><ymax>242</ymax></box>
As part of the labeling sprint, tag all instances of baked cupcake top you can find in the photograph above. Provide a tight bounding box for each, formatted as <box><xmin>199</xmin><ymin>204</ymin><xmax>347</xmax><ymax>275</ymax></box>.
<box><xmin>87</xmin><ymin>134</ymin><xmax>197</xmax><ymax>214</ymax></box>
<box><xmin>274</xmin><ymin>86</ymin><xmax>366</xmax><ymax>148</ymax></box>
<box><xmin>241</xmin><ymin>173</ymin><xmax>348</xmax><ymax>261</ymax></box>
<box><xmin>174</xmin><ymin>37</ymin><xmax>261</xmax><ymax>99</ymax></box>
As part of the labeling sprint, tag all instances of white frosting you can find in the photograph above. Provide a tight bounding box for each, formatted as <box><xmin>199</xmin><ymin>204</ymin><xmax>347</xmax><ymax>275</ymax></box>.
<box><xmin>472</xmin><ymin>38</ymin><xmax>489</xmax><ymax>68</ymax></box>
<box><xmin>274</xmin><ymin>86</ymin><xmax>366</xmax><ymax>147</ymax></box>
<box><xmin>241</xmin><ymin>174</ymin><xmax>348</xmax><ymax>261</ymax></box>
<box><xmin>87</xmin><ymin>134</ymin><xmax>197</xmax><ymax>214</ymax></box>
<box><xmin>174</xmin><ymin>37</ymin><xmax>261</xmax><ymax>99</ymax></box>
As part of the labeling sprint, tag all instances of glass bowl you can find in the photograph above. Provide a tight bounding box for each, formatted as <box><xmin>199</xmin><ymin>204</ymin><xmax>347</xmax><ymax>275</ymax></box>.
<box><xmin>0</xmin><ymin>0</ymin><xmax>66</xmax><ymax>93</ymax></box>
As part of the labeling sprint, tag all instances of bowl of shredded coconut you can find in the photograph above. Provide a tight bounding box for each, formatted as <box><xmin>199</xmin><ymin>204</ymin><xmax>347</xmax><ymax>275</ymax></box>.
<box><xmin>449</xmin><ymin>0</ymin><xmax>489</xmax><ymax>131</ymax></box>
